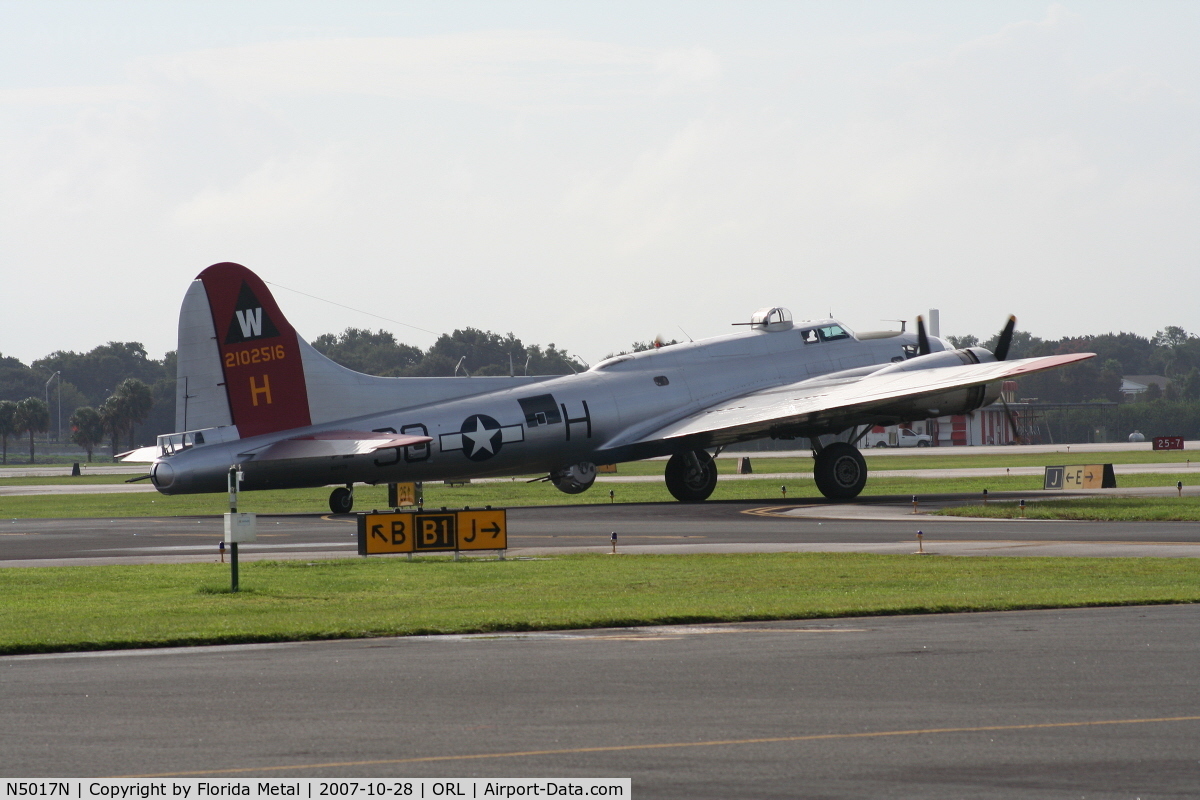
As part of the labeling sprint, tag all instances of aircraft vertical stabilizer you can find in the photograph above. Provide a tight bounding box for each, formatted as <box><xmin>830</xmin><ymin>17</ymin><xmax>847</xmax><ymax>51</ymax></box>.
<box><xmin>175</xmin><ymin>262</ymin><xmax>559</xmax><ymax>441</ymax></box>
<box><xmin>175</xmin><ymin>279</ymin><xmax>234</xmax><ymax>433</ymax></box>
<box><xmin>180</xmin><ymin>262</ymin><xmax>314</xmax><ymax>438</ymax></box>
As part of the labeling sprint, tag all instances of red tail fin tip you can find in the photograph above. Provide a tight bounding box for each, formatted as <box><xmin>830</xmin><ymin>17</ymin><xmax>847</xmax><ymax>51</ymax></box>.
<box><xmin>197</xmin><ymin>263</ymin><xmax>313</xmax><ymax>438</ymax></box>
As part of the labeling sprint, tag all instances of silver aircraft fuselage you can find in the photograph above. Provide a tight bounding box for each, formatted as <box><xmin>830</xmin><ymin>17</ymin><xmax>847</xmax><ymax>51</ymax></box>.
<box><xmin>150</xmin><ymin>319</ymin><xmax>937</xmax><ymax>495</ymax></box>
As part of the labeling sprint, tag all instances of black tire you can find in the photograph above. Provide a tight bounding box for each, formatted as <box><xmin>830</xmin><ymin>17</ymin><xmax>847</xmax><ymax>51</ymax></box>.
<box><xmin>916</xmin><ymin>440</ymin><xmax>930</xmax><ymax>448</ymax></box>
<box><xmin>813</xmin><ymin>442</ymin><xmax>867</xmax><ymax>499</ymax></box>
<box><xmin>665</xmin><ymin>449</ymin><xmax>718</xmax><ymax>502</ymax></box>
<box><xmin>874</xmin><ymin>441</ymin><xmax>888</xmax><ymax>448</ymax></box>
<box><xmin>329</xmin><ymin>486</ymin><xmax>354</xmax><ymax>514</ymax></box>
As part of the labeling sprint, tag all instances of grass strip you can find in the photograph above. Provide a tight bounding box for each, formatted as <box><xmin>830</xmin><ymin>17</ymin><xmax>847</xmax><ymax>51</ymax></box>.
<box><xmin>1</xmin><ymin>553</ymin><xmax>1197</xmax><ymax>656</ymax></box>
<box><xmin>4</xmin><ymin>449</ymin><xmax>1198</xmax><ymax>484</ymax></box>
<box><xmin>7</xmin><ymin>473</ymin><xmax>1200</xmax><ymax>518</ymax></box>
<box><xmin>937</xmin><ymin>496</ymin><xmax>1200</xmax><ymax>521</ymax></box>
<box><xmin>0</xmin><ymin>474</ymin><xmax>149</xmax><ymax>486</ymax></box>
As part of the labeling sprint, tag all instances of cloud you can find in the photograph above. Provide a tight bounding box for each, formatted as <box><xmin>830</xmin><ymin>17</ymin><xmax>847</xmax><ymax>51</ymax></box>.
<box><xmin>655</xmin><ymin>46</ymin><xmax>721</xmax><ymax>92</ymax></box>
<box><xmin>171</xmin><ymin>151</ymin><xmax>343</xmax><ymax>229</ymax></box>
<box><xmin>139</xmin><ymin>31</ymin><xmax>717</xmax><ymax>109</ymax></box>
<box><xmin>0</xmin><ymin>85</ymin><xmax>144</xmax><ymax>106</ymax></box>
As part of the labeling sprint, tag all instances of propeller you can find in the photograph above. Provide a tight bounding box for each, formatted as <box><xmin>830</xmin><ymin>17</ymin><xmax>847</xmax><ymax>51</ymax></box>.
<box><xmin>993</xmin><ymin>315</ymin><xmax>1017</xmax><ymax>361</ymax></box>
<box><xmin>916</xmin><ymin>315</ymin><xmax>931</xmax><ymax>356</ymax></box>
<box><xmin>999</xmin><ymin>397</ymin><xmax>1022</xmax><ymax>444</ymax></box>
<box><xmin>984</xmin><ymin>315</ymin><xmax>1020</xmax><ymax>441</ymax></box>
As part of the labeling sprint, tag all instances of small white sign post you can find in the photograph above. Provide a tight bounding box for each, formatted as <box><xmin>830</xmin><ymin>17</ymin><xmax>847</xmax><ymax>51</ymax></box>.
<box><xmin>224</xmin><ymin>466</ymin><xmax>255</xmax><ymax>591</ymax></box>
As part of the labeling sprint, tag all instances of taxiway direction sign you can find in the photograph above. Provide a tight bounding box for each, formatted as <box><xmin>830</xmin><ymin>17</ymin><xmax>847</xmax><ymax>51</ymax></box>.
<box><xmin>357</xmin><ymin>508</ymin><xmax>507</xmax><ymax>555</ymax></box>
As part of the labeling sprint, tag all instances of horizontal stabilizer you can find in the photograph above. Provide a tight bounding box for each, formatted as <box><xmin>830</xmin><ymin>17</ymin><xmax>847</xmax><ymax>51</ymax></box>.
<box><xmin>238</xmin><ymin>430</ymin><xmax>433</xmax><ymax>462</ymax></box>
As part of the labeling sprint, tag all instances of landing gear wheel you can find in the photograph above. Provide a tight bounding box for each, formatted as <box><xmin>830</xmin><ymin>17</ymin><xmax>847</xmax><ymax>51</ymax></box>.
<box><xmin>665</xmin><ymin>449</ymin><xmax>718</xmax><ymax>502</ymax></box>
<box><xmin>329</xmin><ymin>486</ymin><xmax>354</xmax><ymax>514</ymax></box>
<box><xmin>813</xmin><ymin>442</ymin><xmax>867</xmax><ymax>499</ymax></box>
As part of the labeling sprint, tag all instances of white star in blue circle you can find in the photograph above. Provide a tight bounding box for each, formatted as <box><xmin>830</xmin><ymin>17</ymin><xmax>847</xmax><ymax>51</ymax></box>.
<box><xmin>460</xmin><ymin>414</ymin><xmax>503</xmax><ymax>461</ymax></box>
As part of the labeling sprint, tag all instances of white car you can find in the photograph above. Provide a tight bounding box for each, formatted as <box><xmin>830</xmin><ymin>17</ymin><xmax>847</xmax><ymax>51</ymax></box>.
<box><xmin>867</xmin><ymin>428</ymin><xmax>932</xmax><ymax>448</ymax></box>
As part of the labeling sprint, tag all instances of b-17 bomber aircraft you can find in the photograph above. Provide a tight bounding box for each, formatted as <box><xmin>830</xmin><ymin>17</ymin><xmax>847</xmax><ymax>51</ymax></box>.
<box><xmin>127</xmin><ymin>262</ymin><xmax>1093</xmax><ymax>512</ymax></box>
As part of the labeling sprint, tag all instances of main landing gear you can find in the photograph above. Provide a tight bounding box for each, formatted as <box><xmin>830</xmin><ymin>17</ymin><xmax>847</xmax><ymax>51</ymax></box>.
<box><xmin>812</xmin><ymin>441</ymin><xmax>867</xmax><ymax>499</ymax></box>
<box><xmin>665</xmin><ymin>449</ymin><xmax>718</xmax><ymax>502</ymax></box>
<box><xmin>329</xmin><ymin>484</ymin><xmax>354</xmax><ymax>514</ymax></box>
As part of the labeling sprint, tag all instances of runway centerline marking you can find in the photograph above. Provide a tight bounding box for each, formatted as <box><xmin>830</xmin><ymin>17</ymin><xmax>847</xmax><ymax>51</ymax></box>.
<box><xmin>113</xmin><ymin>714</ymin><xmax>1200</xmax><ymax>778</ymax></box>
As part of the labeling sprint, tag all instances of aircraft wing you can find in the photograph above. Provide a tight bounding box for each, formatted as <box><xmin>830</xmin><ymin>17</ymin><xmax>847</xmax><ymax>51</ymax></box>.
<box><xmin>238</xmin><ymin>430</ymin><xmax>434</xmax><ymax>462</ymax></box>
<box><xmin>618</xmin><ymin>352</ymin><xmax>1093</xmax><ymax>448</ymax></box>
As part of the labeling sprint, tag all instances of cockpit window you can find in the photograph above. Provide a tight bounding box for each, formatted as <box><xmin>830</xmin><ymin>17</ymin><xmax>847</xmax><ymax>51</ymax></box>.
<box><xmin>799</xmin><ymin>325</ymin><xmax>851</xmax><ymax>344</ymax></box>
<box><xmin>817</xmin><ymin>325</ymin><xmax>850</xmax><ymax>342</ymax></box>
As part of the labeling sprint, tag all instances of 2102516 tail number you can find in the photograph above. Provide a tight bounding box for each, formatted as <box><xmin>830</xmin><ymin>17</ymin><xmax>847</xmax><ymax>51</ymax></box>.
<box><xmin>225</xmin><ymin>344</ymin><xmax>286</xmax><ymax>368</ymax></box>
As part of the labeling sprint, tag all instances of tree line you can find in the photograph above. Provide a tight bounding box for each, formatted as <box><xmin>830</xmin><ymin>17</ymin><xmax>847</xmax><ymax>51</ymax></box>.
<box><xmin>0</xmin><ymin>327</ymin><xmax>587</xmax><ymax>463</ymax></box>
<box><xmin>946</xmin><ymin>324</ymin><xmax>1200</xmax><ymax>404</ymax></box>
<box><xmin>3</xmin><ymin>323</ymin><xmax>1200</xmax><ymax>463</ymax></box>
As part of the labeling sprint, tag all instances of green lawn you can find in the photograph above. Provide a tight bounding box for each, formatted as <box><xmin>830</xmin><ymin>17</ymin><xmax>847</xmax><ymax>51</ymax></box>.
<box><xmin>0</xmin><ymin>473</ymin><xmax>148</xmax><ymax>486</ymax></box>
<box><xmin>713</xmin><ymin>449</ymin><xmax>1200</xmax><ymax>474</ymax></box>
<box><xmin>2</xmin><ymin>553</ymin><xmax>1197</xmax><ymax>655</ymax></box>
<box><xmin>938</xmin><ymin>496</ymin><xmax>1200</xmax><ymax>521</ymax></box>
<box><xmin>6</xmin><ymin>471</ymin><xmax>1200</xmax><ymax>518</ymax></box>
<box><xmin>3</xmin><ymin>447</ymin><xmax>1197</xmax><ymax>484</ymax></box>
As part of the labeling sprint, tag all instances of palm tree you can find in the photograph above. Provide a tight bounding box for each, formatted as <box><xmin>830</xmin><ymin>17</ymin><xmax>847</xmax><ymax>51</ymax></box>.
<box><xmin>114</xmin><ymin>379</ymin><xmax>154</xmax><ymax>450</ymax></box>
<box><xmin>0</xmin><ymin>400</ymin><xmax>16</xmax><ymax>465</ymax></box>
<box><xmin>13</xmin><ymin>397</ymin><xmax>49</xmax><ymax>464</ymax></box>
<box><xmin>70</xmin><ymin>406</ymin><xmax>106</xmax><ymax>462</ymax></box>
<box><xmin>99</xmin><ymin>379</ymin><xmax>155</xmax><ymax>458</ymax></box>
<box><xmin>99</xmin><ymin>395</ymin><xmax>125</xmax><ymax>462</ymax></box>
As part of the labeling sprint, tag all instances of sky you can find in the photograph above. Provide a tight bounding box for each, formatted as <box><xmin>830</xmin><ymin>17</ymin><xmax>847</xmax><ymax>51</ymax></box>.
<box><xmin>2</xmin><ymin>1</ymin><xmax>1198</xmax><ymax>366</ymax></box>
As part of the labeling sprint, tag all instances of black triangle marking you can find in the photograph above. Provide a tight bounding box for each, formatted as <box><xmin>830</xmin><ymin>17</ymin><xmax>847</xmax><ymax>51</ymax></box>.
<box><xmin>225</xmin><ymin>282</ymin><xmax>281</xmax><ymax>344</ymax></box>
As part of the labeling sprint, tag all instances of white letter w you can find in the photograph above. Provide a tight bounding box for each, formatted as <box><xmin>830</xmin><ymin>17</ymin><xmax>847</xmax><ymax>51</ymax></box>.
<box><xmin>235</xmin><ymin>308</ymin><xmax>263</xmax><ymax>338</ymax></box>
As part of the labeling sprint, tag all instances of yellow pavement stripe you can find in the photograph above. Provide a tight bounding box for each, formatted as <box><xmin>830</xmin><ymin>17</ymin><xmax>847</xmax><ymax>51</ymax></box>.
<box><xmin>115</xmin><ymin>714</ymin><xmax>1200</xmax><ymax>778</ymax></box>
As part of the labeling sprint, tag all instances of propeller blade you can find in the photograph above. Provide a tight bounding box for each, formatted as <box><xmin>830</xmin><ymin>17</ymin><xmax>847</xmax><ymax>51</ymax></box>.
<box><xmin>994</xmin><ymin>315</ymin><xmax>1017</xmax><ymax>361</ymax></box>
<box><xmin>916</xmin><ymin>315</ymin><xmax>931</xmax><ymax>356</ymax></box>
<box><xmin>999</xmin><ymin>396</ymin><xmax>1022</xmax><ymax>444</ymax></box>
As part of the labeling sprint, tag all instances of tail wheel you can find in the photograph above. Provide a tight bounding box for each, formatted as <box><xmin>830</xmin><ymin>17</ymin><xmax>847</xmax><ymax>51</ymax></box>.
<box><xmin>665</xmin><ymin>449</ymin><xmax>718</xmax><ymax>502</ymax></box>
<box><xmin>813</xmin><ymin>442</ymin><xmax>867</xmax><ymax>499</ymax></box>
<box><xmin>329</xmin><ymin>486</ymin><xmax>354</xmax><ymax>514</ymax></box>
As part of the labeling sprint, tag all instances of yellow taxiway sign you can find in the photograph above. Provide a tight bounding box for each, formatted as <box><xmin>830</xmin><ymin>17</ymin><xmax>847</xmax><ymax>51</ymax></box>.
<box><xmin>357</xmin><ymin>508</ymin><xmax>507</xmax><ymax>555</ymax></box>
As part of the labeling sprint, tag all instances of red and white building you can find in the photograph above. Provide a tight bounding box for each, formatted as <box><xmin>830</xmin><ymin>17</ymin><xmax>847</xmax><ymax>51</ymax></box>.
<box><xmin>876</xmin><ymin>382</ymin><xmax>1023</xmax><ymax>446</ymax></box>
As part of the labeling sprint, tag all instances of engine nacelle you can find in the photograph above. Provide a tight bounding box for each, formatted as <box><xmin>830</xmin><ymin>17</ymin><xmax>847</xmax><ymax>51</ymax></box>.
<box><xmin>550</xmin><ymin>462</ymin><xmax>597</xmax><ymax>494</ymax></box>
<box><xmin>866</xmin><ymin>347</ymin><xmax>1003</xmax><ymax>419</ymax></box>
<box><xmin>873</xmin><ymin>348</ymin><xmax>989</xmax><ymax>376</ymax></box>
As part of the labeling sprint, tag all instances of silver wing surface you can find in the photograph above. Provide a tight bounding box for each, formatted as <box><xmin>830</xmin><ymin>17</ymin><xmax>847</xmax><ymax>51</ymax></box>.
<box><xmin>614</xmin><ymin>352</ymin><xmax>1093</xmax><ymax>449</ymax></box>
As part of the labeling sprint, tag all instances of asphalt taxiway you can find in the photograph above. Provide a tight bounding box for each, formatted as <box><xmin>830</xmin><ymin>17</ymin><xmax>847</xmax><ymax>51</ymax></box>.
<box><xmin>4</xmin><ymin>492</ymin><xmax>1200</xmax><ymax>566</ymax></box>
<box><xmin>3</xmin><ymin>605</ymin><xmax>1198</xmax><ymax>797</ymax></box>
<box><xmin>4</xmin><ymin>490</ymin><xmax>1198</xmax><ymax>794</ymax></box>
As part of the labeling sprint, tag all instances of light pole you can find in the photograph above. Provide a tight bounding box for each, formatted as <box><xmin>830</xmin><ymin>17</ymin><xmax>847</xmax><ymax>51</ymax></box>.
<box><xmin>44</xmin><ymin>371</ymin><xmax>60</xmax><ymax>444</ymax></box>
